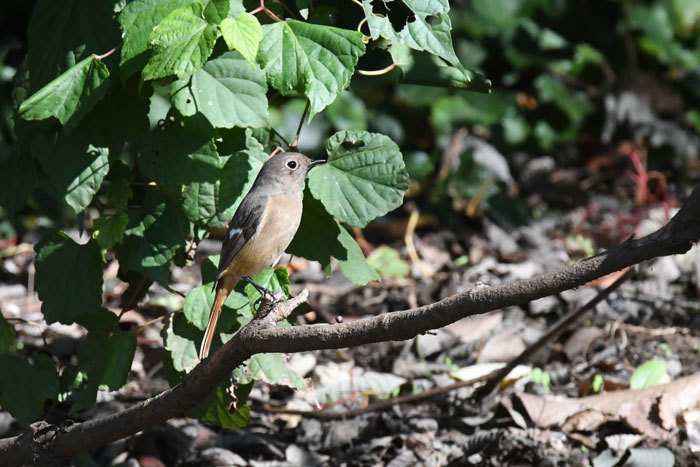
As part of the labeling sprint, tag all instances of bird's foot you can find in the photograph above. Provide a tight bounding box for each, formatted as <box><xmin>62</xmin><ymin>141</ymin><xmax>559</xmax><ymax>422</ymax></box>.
<box><xmin>243</xmin><ymin>276</ymin><xmax>279</xmax><ymax>310</ymax></box>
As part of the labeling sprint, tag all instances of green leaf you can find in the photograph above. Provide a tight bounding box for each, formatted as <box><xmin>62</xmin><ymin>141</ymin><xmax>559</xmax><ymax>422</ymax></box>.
<box><xmin>235</xmin><ymin>353</ymin><xmax>308</xmax><ymax>391</ymax></box>
<box><xmin>118</xmin><ymin>0</ymin><xmax>194</xmax><ymax>78</ymax></box>
<box><xmin>0</xmin><ymin>354</ymin><xmax>59</xmax><ymax>423</ymax></box>
<box><xmin>0</xmin><ymin>151</ymin><xmax>36</xmax><ymax>216</ymax></box>
<box><xmin>138</xmin><ymin>116</ymin><xmax>219</xmax><ymax>196</ymax></box>
<box><xmin>362</xmin><ymin>0</ymin><xmax>458</xmax><ymax>65</ymax></box>
<box><xmin>630</xmin><ymin>359</ymin><xmax>667</xmax><ymax>390</ymax></box>
<box><xmin>74</xmin><ymin>308</ymin><xmax>119</xmax><ymax>334</ymax></box>
<box><xmin>336</xmin><ymin>226</ymin><xmax>381</xmax><ymax>284</ymax></box>
<box><xmin>367</xmin><ymin>246</ymin><xmax>410</xmax><ymax>279</ymax></box>
<box><xmin>288</xmin><ymin>190</ymin><xmax>379</xmax><ymax>285</ymax></box>
<box><xmin>171</xmin><ymin>50</ymin><xmax>268</xmax><ymax>129</ymax></box>
<box><xmin>217</xmin><ymin>129</ymin><xmax>267</xmax><ymax>217</ymax></box>
<box><xmin>202</xmin><ymin>0</ymin><xmax>243</xmax><ymax>23</ymax></box>
<box><xmin>534</xmin><ymin>74</ymin><xmax>593</xmax><ymax>124</ymax></box>
<box><xmin>430</xmin><ymin>93</ymin><xmax>510</xmax><ymax>133</ymax></box>
<box><xmin>115</xmin><ymin>192</ymin><xmax>185</xmax><ymax>286</ymax></box>
<box><xmin>26</xmin><ymin>0</ymin><xmax>119</xmax><ymax>90</ymax></box>
<box><xmin>35</xmin><ymin>233</ymin><xmax>104</xmax><ymax>324</ymax></box>
<box><xmin>19</xmin><ymin>55</ymin><xmax>110</xmax><ymax>131</ymax></box>
<box><xmin>187</xmin><ymin>380</ymin><xmax>250</xmax><ymax>429</ymax></box>
<box><xmin>220</xmin><ymin>12</ymin><xmax>263</xmax><ymax>65</ymax></box>
<box><xmin>0</xmin><ymin>313</ymin><xmax>16</xmax><ymax>353</ymax></box>
<box><xmin>252</xmin><ymin>354</ymin><xmax>307</xmax><ymax>390</ymax></box>
<box><xmin>142</xmin><ymin>3</ymin><xmax>220</xmax><ymax>80</ymax></box>
<box><xmin>93</xmin><ymin>212</ymin><xmax>129</xmax><ymax>251</ymax></box>
<box><xmin>140</xmin><ymin>119</ymin><xmax>265</xmax><ymax>229</ymax></box>
<box><xmin>36</xmin><ymin>131</ymin><xmax>110</xmax><ymax>215</ymax></box>
<box><xmin>105</xmin><ymin>161</ymin><xmax>134</xmax><ymax>211</ymax></box>
<box><xmin>309</xmin><ymin>130</ymin><xmax>410</xmax><ymax>227</ymax></box>
<box><xmin>389</xmin><ymin>43</ymin><xmax>491</xmax><ymax>92</ymax></box>
<box><xmin>72</xmin><ymin>330</ymin><xmax>137</xmax><ymax>413</ymax></box>
<box><xmin>165</xmin><ymin>313</ymin><xmax>202</xmax><ymax>373</ymax></box>
<box><xmin>257</xmin><ymin>20</ymin><xmax>365</xmax><ymax>118</ymax></box>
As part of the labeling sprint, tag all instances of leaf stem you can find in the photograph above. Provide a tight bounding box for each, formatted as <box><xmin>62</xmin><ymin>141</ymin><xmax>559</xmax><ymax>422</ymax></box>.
<box><xmin>93</xmin><ymin>47</ymin><xmax>117</xmax><ymax>61</ymax></box>
<box><xmin>350</xmin><ymin>0</ymin><xmax>363</xmax><ymax>7</ymax></box>
<box><xmin>290</xmin><ymin>100</ymin><xmax>310</xmax><ymax>149</ymax></box>
<box><xmin>250</xmin><ymin>1</ymin><xmax>284</xmax><ymax>22</ymax></box>
<box><xmin>269</xmin><ymin>127</ymin><xmax>290</xmax><ymax>149</ymax></box>
<box><xmin>357</xmin><ymin>62</ymin><xmax>396</xmax><ymax>76</ymax></box>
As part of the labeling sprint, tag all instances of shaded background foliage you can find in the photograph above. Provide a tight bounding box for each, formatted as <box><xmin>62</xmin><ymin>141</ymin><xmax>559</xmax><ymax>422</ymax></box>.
<box><xmin>0</xmin><ymin>0</ymin><xmax>699</xmax><ymax>441</ymax></box>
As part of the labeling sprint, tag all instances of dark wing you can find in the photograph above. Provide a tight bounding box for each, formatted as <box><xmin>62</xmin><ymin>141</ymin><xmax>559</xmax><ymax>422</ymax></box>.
<box><xmin>216</xmin><ymin>192</ymin><xmax>269</xmax><ymax>279</ymax></box>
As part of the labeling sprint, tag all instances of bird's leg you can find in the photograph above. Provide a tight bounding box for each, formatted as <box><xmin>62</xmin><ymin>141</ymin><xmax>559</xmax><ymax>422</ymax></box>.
<box><xmin>242</xmin><ymin>276</ymin><xmax>278</xmax><ymax>310</ymax></box>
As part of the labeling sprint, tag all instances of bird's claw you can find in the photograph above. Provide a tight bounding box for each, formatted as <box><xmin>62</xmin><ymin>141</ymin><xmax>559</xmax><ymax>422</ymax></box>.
<box><xmin>253</xmin><ymin>290</ymin><xmax>278</xmax><ymax>311</ymax></box>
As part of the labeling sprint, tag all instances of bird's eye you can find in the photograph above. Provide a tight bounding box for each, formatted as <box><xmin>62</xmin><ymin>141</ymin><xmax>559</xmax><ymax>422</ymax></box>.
<box><xmin>286</xmin><ymin>160</ymin><xmax>298</xmax><ymax>170</ymax></box>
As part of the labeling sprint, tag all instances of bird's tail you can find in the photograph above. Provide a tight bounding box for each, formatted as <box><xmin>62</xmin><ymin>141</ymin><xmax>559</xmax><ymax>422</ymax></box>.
<box><xmin>199</xmin><ymin>276</ymin><xmax>237</xmax><ymax>360</ymax></box>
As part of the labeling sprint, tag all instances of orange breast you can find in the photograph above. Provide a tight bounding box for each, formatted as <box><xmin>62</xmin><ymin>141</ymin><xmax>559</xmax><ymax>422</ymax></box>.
<box><xmin>221</xmin><ymin>194</ymin><xmax>303</xmax><ymax>278</ymax></box>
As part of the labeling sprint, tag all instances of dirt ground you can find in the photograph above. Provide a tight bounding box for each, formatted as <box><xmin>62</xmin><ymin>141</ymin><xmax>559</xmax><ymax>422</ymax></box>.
<box><xmin>1</xmin><ymin>158</ymin><xmax>700</xmax><ymax>467</ymax></box>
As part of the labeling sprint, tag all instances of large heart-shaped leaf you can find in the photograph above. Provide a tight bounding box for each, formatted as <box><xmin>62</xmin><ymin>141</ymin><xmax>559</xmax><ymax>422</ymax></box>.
<box><xmin>0</xmin><ymin>354</ymin><xmax>59</xmax><ymax>423</ymax></box>
<box><xmin>71</xmin><ymin>330</ymin><xmax>137</xmax><ymax>413</ymax></box>
<box><xmin>26</xmin><ymin>0</ymin><xmax>119</xmax><ymax>90</ymax></box>
<box><xmin>309</xmin><ymin>130</ymin><xmax>410</xmax><ymax>227</ymax></box>
<box><xmin>118</xmin><ymin>0</ymin><xmax>193</xmax><ymax>78</ymax></box>
<box><xmin>257</xmin><ymin>20</ymin><xmax>365</xmax><ymax>118</ymax></box>
<box><xmin>171</xmin><ymin>51</ymin><xmax>268</xmax><ymax>129</ymax></box>
<box><xmin>115</xmin><ymin>192</ymin><xmax>186</xmax><ymax>286</ymax></box>
<box><xmin>288</xmin><ymin>190</ymin><xmax>379</xmax><ymax>285</ymax></box>
<box><xmin>142</xmin><ymin>3</ymin><xmax>219</xmax><ymax>80</ymax></box>
<box><xmin>38</xmin><ymin>136</ymin><xmax>110</xmax><ymax>215</ymax></box>
<box><xmin>19</xmin><ymin>55</ymin><xmax>110</xmax><ymax>131</ymax></box>
<box><xmin>35</xmin><ymin>233</ymin><xmax>104</xmax><ymax>324</ymax></box>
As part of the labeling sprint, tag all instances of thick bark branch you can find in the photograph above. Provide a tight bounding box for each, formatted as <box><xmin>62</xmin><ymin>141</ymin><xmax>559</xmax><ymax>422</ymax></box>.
<box><xmin>2</xmin><ymin>184</ymin><xmax>699</xmax><ymax>466</ymax></box>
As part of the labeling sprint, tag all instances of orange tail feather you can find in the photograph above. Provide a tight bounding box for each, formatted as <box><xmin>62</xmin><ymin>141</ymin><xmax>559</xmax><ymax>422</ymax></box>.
<box><xmin>199</xmin><ymin>276</ymin><xmax>237</xmax><ymax>359</ymax></box>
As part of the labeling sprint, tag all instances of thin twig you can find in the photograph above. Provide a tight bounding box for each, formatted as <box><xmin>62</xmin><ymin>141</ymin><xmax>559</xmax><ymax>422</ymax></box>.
<box><xmin>405</xmin><ymin>209</ymin><xmax>431</xmax><ymax>277</ymax></box>
<box><xmin>473</xmin><ymin>268</ymin><xmax>633</xmax><ymax>399</ymax></box>
<box><xmin>118</xmin><ymin>276</ymin><xmax>148</xmax><ymax>320</ymax></box>
<box><xmin>251</xmin><ymin>368</ymin><xmax>501</xmax><ymax>419</ymax></box>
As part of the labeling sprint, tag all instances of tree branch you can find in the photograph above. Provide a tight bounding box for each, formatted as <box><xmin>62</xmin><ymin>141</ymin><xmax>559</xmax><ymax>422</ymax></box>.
<box><xmin>2</xmin><ymin>184</ymin><xmax>700</xmax><ymax>466</ymax></box>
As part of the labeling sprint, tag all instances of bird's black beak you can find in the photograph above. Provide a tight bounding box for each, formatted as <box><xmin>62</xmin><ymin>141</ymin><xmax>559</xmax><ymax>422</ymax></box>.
<box><xmin>307</xmin><ymin>159</ymin><xmax>326</xmax><ymax>172</ymax></box>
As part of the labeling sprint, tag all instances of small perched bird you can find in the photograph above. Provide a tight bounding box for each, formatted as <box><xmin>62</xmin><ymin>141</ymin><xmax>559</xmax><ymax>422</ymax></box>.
<box><xmin>199</xmin><ymin>152</ymin><xmax>325</xmax><ymax>359</ymax></box>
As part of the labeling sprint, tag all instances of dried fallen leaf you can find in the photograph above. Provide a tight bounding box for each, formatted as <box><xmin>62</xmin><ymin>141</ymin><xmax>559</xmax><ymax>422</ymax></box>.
<box><xmin>478</xmin><ymin>330</ymin><xmax>526</xmax><ymax>363</ymax></box>
<box><xmin>655</xmin><ymin>393</ymin><xmax>677</xmax><ymax>431</ymax></box>
<box><xmin>579</xmin><ymin>372</ymin><xmax>700</xmax><ymax>415</ymax></box>
<box><xmin>561</xmin><ymin>409</ymin><xmax>608</xmax><ymax>433</ymax></box>
<box><xmin>446</xmin><ymin>312</ymin><xmax>503</xmax><ymax>343</ymax></box>
<box><xmin>564</xmin><ymin>326</ymin><xmax>604</xmax><ymax>362</ymax></box>
<box><xmin>619</xmin><ymin>395</ymin><xmax>673</xmax><ymax>440</ymax></box>
<box><xmin>516</xmin><ymin>392</ymin><xmax>580</xmax><ymax>428</ymax></box>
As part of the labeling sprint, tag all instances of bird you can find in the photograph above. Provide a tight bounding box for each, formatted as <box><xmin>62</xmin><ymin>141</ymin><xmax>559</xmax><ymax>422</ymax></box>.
<box><xmin>198</xmin><ymin>151</ymin><xmax>325</xmax><ymax>360</ymax></box>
